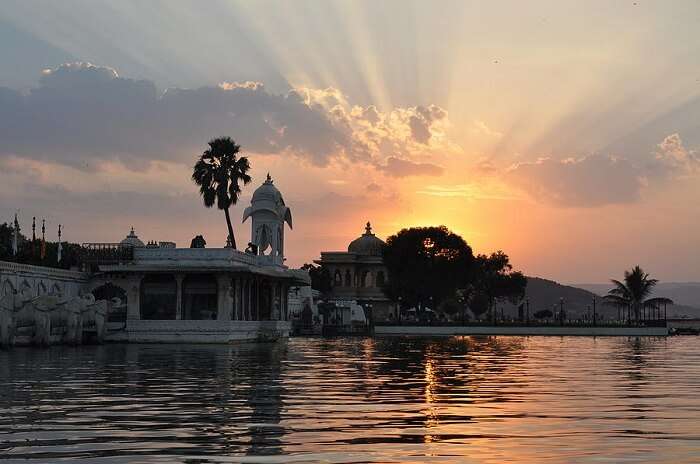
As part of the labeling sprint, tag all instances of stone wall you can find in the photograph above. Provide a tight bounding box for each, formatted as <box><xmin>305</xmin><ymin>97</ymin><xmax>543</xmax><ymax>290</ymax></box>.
<box><xmin>0</xmin><ymin>261</ymin><xmax>88</xmax><ymax>298</ymax></box>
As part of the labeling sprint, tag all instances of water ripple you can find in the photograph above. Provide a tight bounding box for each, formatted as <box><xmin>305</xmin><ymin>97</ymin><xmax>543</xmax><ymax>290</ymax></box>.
<box><xmin>1</xmin><ymin>336</ymin><xmax>700</xmax><ymax>462</ymax></box>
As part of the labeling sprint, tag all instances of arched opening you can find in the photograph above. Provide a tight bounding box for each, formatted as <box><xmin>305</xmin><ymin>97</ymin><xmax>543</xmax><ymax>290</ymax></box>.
<box><xmin>140</xmin><ymin>274</ymin><xmax>177</xmax><ymax>320</ymax></box>
<box><xmin>344</xmin><ymin>270</ymin><xmax>352</xmax><ymax>287</ymax></box>
<box><xmin>333</xmin><ymin>270</ymin><xmax>342</xmax><ymax>287</ymax></box>
<box><xmin>93</xmin><ymin>283</ymin><xmax>128</xmax><ymax>322</ymax></box>
<box><xmin>183</xmin><ymin>274</ymin><xmax>218</xmax><ymax>320</ymax></box>
<box><xmin>361</xmin><ymin>270</ymin><xmax>371</xmax><ymax>288</ymax></box>
<box><xmin>376</xmin><ymin>271</ymin><xmax>386</xmax><ymax>287</ymax></box>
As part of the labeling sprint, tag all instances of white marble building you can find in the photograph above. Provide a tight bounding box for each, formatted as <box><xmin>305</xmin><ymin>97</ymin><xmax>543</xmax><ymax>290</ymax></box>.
<box><xmin>84</xmin><ymin>175</ymin><xmax>309</xmax><ymax>343</ymax></box>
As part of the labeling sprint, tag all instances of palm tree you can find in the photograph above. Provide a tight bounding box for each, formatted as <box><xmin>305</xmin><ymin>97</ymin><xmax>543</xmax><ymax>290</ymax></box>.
<box><xmin>192</xmin><ymin>137</ymin><xmax>251</xmax><ymax>249</ymax></box>
<box><xmin>603</xmin><ymin>265</ymin><xmax>673</xmax><ymax>322</ymax></box>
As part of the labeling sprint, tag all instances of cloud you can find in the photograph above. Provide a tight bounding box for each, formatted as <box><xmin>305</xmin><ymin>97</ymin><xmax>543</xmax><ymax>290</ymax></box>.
<box><xmin>0</xmin><ymin>63</ymin><xmax>455</xmax><ymax>175</ymax></box>
<box><xmin>655</xmin><ymin>133</ymin><xmax>698</xmax><ymax>173</ymax></box>
<box><xmin>379</xmin><ymin>157</ymin><xmax>444</xmax><ymax>178</ymax></box>
<box><xmin>506</xmin><ymin>134</ymin><xmax>699</xmax><ymax>207</ymax></box>
<box><xmin>507</xmin><ymin>155</ymin><xmax>642</xmax><ymax>207</ymax></box>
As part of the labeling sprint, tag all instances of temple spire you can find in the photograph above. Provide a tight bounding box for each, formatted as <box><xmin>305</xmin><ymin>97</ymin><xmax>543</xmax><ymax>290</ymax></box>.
<box><xmin>365</xmin><ymin>221</ymin><xmax>373</xmax><ymax>235</ymax></box>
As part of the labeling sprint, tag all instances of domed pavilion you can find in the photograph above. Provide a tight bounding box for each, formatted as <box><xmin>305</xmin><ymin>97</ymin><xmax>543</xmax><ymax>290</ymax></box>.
<box><xmin>315</xmin><ymin>222</ymin><xmax>392</xmax><ymax>322</ymax></box>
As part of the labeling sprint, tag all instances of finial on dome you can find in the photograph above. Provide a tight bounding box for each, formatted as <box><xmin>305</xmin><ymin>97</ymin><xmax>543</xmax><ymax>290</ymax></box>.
<box><xmin>265</xmin><ymin>173</ymin><xmax>272</xmax><ymax>184</ymax></box>
<box><xmin>365</xmin><ymin>221</ymin><xmax>372</xmax><ymax>235</ymax></box>
<box><xmin>130</xmin><ymin>227</ymin><xmax>135</xmax><ymax>236</ymax></box>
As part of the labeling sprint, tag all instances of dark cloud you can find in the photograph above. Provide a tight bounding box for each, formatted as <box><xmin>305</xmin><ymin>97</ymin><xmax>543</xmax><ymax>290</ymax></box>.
<box><xmin>0</xmin><ymin>62</ymin><xmax>347</xmax><ymax>168</ymax></box>
<box><xmin>507</xmin><ymin>136</ymin><xmax>698</xmax><ymax>207</ymax></box>
<box><xmin>507</xmin><ymin>155</ymin><xmax>642</xmax><ymax>207</ymax></box>
<box><xmin>408</xmin><ymin>104</ymin><xmax>448</xmax><ymax>144</ymax></box>
<box><xmin>380</xmin><ymin>156</ymin><xmax>444</xmax><ymax>178</ymax></box>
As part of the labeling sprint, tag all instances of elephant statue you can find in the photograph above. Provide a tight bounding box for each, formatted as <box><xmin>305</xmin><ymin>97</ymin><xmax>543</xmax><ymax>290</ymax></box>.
<box><xmin>30</xmin><ymin>294</ymin><xmax>71</xmax><ymax>346</ymax></box>
<box><xmin>0</xmin><ymin>288</ymin><xmax>35</xmax><ymax>348</ymax></box>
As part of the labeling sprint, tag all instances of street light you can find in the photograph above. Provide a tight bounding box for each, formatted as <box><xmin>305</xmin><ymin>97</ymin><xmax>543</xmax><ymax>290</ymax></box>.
<box><xmin>592</xmin><ymin>296</ymin><xmax>596</xmax><ymax>326</ymax></box>
<box><xmin>559</xmin><ymin>297</ymin><xmax>565</xmax><ymax>326</ymax></box>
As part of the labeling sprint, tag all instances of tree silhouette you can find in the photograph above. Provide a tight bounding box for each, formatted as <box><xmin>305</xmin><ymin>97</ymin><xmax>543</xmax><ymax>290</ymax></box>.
<box><xmin>603</xmin><ymin>265</ymin><xmax>673</xmax><ymax>322</ymax></box>
<box><xmin>192</xmin><ymin>137</ymin><xmax>251</xmax><ymax>249</ymax></box>
<box><xmin>382</xmin><ymin>226</ymin><xmax>474</xmax><ymax>309</ymax></box>
<box><xmin>471</xmin><ymin>251</ymin><xmax>527</xmax><ymax>323</ymax></box>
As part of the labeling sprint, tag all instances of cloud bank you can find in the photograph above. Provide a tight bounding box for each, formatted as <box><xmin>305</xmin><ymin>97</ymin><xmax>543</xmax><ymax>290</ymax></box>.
<box><xmin>506</xmin><ymin>133</ymin><xmax>699</xmax><ymax>207</ymax></box>
<box><xmin>0</xmin><ymin>62</ymin><xmax>453</xmax><ymax>173</ymax></box>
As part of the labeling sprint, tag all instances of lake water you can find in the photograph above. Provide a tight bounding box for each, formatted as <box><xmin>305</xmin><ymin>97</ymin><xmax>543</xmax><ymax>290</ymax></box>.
<box><xmin>1</xmin><ymin>336</ymin><xmax>700</xmax><ymax>463</ymax></box>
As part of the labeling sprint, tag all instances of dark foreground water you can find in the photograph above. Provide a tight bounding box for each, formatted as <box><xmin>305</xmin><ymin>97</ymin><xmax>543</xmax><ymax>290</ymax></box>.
<box><xmin>1</xmin><ymin>337</ymin><xmax>700</xmax><ymax>463</ymax></box>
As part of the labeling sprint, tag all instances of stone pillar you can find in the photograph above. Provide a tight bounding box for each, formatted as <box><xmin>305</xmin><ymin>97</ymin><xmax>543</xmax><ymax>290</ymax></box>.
<box><xmin>232</xmin><ymin>277</ymin><xmax>239</xmax><ymax>321</ymax></box>
<box><xmin>255</xmin><ymin>278</ymin><xmax>261</xmax><ymax>321</ymax></box>
<box><xmin>248</xmin><ymin>278</ymin><xmax>254</xmax><ymax>320</ymax></box>
<box><xmin>175</xmin><ymin>274</ymin><xmax>184</xmax><ymax>320</ymax></box>
<box><xmin>216</xmin><ymin>274</ymin><xmax>233</xmax><ymax>320</ymax></box>
<box><xmin>282</xmin><ymin>283</ymin><xmax>288</xmax><ymax>321</ymax></box>
<box><xmin>126</xmin><ymin>274</ymin><xmax>143</xmax><ymax>320</ymax></box>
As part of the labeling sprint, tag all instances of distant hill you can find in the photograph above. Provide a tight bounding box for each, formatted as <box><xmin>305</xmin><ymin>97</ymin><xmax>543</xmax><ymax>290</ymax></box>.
<box><xmin>497</xmin><ymin>277</ymin><xmax>700</xmax><ymax>320</ymax></box>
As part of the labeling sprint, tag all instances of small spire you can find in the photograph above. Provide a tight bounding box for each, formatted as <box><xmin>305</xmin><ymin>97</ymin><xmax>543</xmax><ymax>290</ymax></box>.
<box><xmin>365</xmin><ymin>221</ymin><xmax>373</xmax><ymax>235</ymax></box>
<box><xmin>266</xmin><ymin>172</ymin><xmax>273</xmax><ymax>184</ymax></box>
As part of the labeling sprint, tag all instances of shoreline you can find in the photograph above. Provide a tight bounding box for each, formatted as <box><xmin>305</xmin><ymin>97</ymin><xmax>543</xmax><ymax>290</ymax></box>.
<box><xmin>374</xmin><ymin>325</ymin><xmax>669</xmax><ymax>337</ymax></box>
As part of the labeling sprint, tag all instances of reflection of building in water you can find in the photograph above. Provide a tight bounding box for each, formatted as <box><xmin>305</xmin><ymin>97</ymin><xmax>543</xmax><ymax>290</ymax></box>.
<box><xmin>81</xmin><ymin>175</ymin><xmax>309</xmax><ymax>343</ymax></box>
<box><xmin>244</xmin><ymin>342</ymin><xmax>286</xmax><ymax>456</ymax></box>
<box><xmin>315</xmin><ymin>222</ymin><xmax>392</xmax><ymax>322</ymax></box>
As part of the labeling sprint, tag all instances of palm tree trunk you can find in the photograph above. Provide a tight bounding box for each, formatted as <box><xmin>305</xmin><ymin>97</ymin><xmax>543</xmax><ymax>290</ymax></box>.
<box><xmin>224</xmin><ymin>207</ymin><xmax>236</xmax><ymax>249</ymax></box>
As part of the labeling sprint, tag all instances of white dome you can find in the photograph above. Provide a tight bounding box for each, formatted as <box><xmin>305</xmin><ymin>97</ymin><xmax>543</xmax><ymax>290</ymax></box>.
<box><xmin>120</xmin><ymin>227</ymin><xmax>145</xmax><ymax>248</ymax></box>
<box><xmin>242</xmin><ymin>174</ymin><xmax>292</xmax><ymax>228</ymax></box>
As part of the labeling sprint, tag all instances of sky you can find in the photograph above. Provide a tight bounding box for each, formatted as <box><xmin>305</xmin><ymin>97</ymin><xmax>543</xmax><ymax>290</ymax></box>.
<box><xmin>1</xmin><ymin>0</ymin><xmax>699</xmax><ymax>283</ymax></box>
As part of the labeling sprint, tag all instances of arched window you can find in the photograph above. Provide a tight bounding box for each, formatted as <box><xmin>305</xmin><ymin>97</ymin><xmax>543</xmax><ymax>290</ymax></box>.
<box><xmin>376</xmin><ymin>271</ymin><xmax>386</xmax><ymax>287</ymax></box>
<box><xmin>361</xmin><ymin>270</ymin><xmax>371</xmax><ymax>288</ymax></box>
<box><xmin>333</xmin><ymin>270</ymin><xmax>342</xmax><ymax>286</ymax></box>
<box><xmin>344</xmin><ymin>270</ymin><xmax>352</xmax><ymax>287</ymax></box>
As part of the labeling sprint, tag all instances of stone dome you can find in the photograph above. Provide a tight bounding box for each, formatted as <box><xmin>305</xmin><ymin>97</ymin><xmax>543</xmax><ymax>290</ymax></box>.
<box><xmin>120</xmin><ymin>227</ymin><xmax>145</xmax><ymax>248</ymax></box>
<box><xmin>348</xmin><ymin>222</ymin><xmax>385</xmax><ymax>256</ymax></box>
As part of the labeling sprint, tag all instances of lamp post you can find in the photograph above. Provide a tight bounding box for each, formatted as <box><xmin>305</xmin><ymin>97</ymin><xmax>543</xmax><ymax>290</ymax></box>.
<box><xmin>592</xmin><ymin>296</ymin><xmax>596</xmax><ymax>327</ymax></box>
<box><xmin>559</xmin><ymin>297</ymin><xmax>565</xmax><ymax>326</ymax></box>
<box><xmin>397</xmin><ymin>296</ymin><xmax>402</xmax><ymax>323</ymax></box>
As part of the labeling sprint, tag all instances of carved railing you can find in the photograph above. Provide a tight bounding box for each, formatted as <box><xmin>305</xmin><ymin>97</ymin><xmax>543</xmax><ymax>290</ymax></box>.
<box><xmin>0</xmin><ymin>260</ymin><xmax>88</xmax><ymax>281</ymax></box>
<box><xmin>134</xmin><ymin>248</ymin><xmax>285</xmax><ymax>267</ymax></box>
<box><xmin>81</xmin><ymin>243</ymin><xmax>134</xmax><ymax>267</ymax></box>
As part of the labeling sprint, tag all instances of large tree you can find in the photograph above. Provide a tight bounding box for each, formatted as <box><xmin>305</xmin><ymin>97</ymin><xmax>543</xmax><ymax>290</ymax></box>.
<box><xmin>192</xmin><ymin>137</ymin><xmax>251</xmax><ymax>249</ymax></box>
<box><xmin>382</xmin><ymin>226</ymin><xmax>474</xmax><ymax>310</ymax></box>
<box><xmin>603</xmin><ymin>265</ymin><xmax>673</xmax><ymax>322</ymax></box>
<box><xmin>470</xmin><ymin>251</ymin><xmax>527</xmax><ymax>323</ymax></box>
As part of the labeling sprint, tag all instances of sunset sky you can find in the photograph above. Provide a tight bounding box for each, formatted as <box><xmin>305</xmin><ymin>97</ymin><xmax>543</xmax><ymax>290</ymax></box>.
<box><xmin>1</xmin><ymin>0</ymin><xmax>699</xmax><ymax>283</ymax></box>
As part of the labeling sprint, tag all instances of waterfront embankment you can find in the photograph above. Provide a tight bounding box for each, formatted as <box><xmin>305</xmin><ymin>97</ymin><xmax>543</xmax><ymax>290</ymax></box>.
<box><xmin>374</xmin><ymin>325</ymin><xmax>668</xmax><ymax>336</ymax></box>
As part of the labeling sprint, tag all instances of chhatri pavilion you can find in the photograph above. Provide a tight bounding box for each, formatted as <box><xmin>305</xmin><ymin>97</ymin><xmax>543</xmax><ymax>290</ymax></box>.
<box><xmin>315</xmin><ymin>222</ymin><xmax>393</xmax><ymax>322</ymax></box>
<box><xmin>85</xmin><ymin>175</ymin><xmax>309</xmax><ymax>343</ymax></box>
